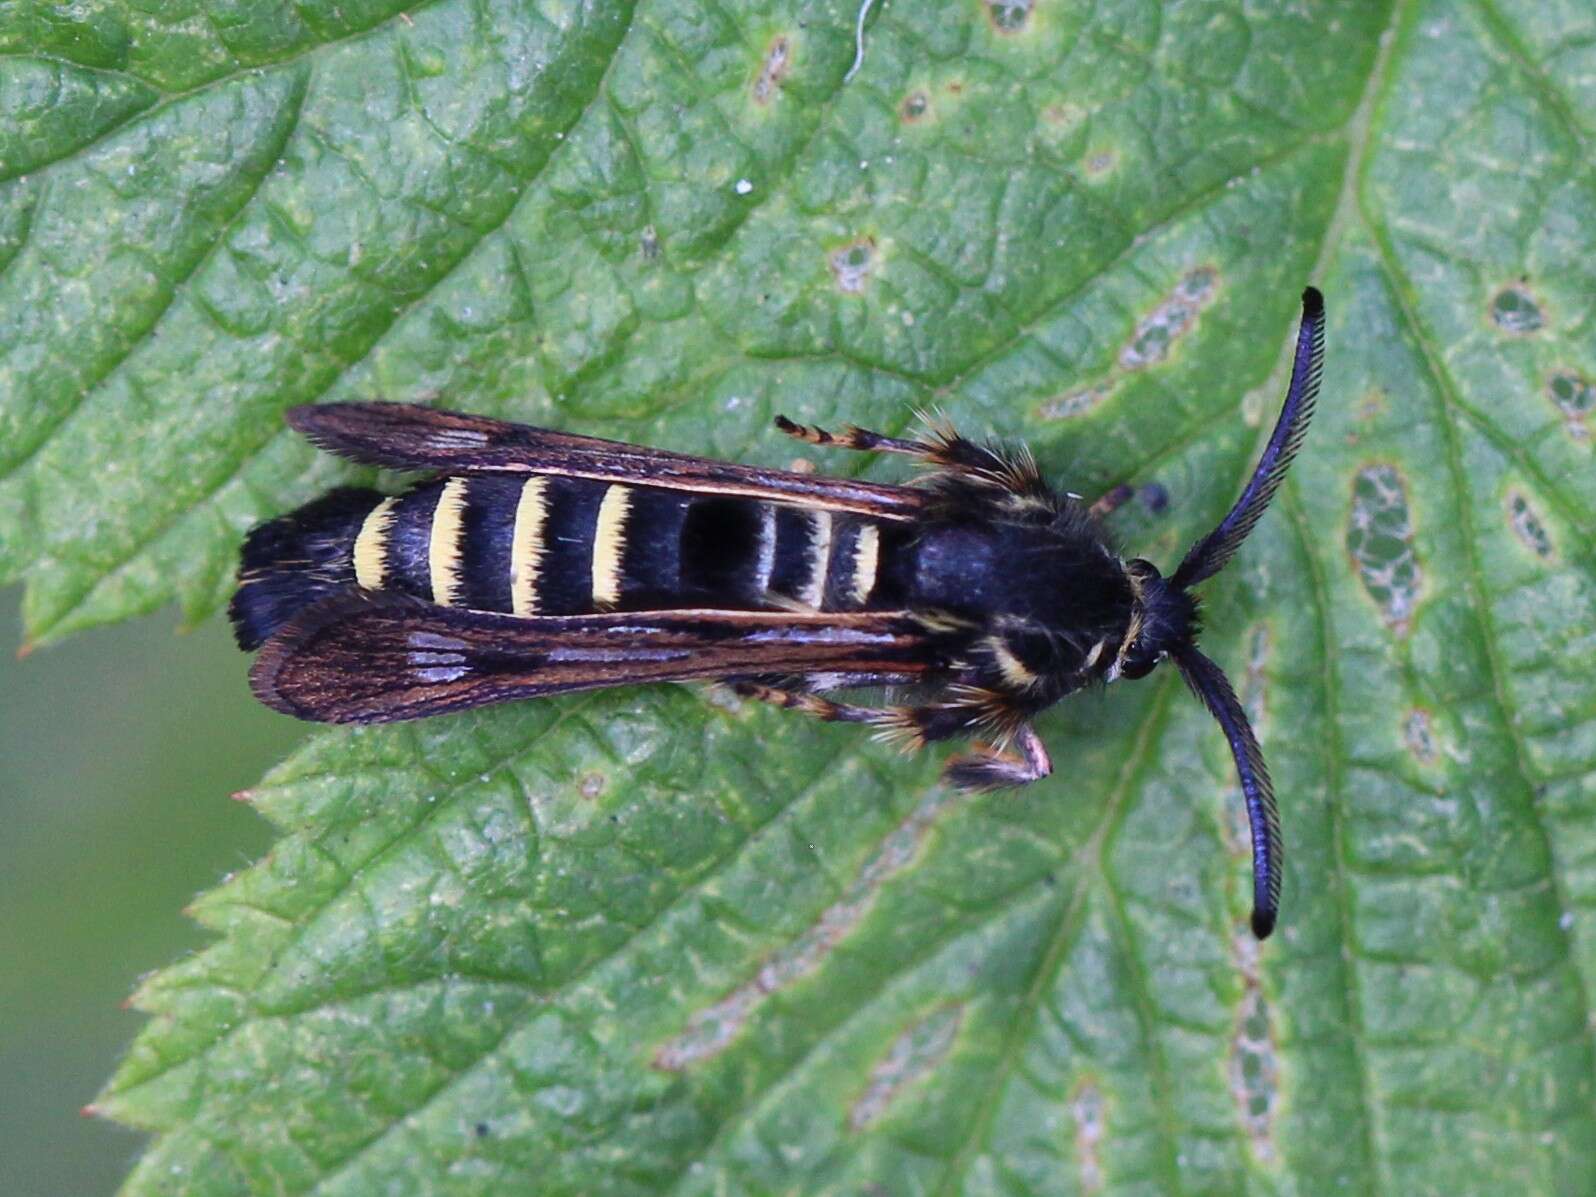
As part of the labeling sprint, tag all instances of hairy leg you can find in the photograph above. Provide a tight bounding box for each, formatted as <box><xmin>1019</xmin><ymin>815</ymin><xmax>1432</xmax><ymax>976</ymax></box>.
<box><xmin>943</xmin><ymin>724</ymin><xmax>1053</xmax><ymax>791</ymax></box>
<box><xmin>774</xmin><ymin>415</ymin><xmax>930</xmax><ymax>459</ymax></box>
<box><xmin>774</xmin><ymin>414</ymin><xmax>1051</xmax><ymax>505</ymax></box>
<box><xmin>730</xmin><ymin>681</ymin><xmax>976</xmax><ymax>743</ymax></box>
<box><xmin>731</xmin><ymin>681</ymin><xmax>1050</xmax><ymax>791</ymax></box>
<box><xmin>1089</xmin><ymin>481</ymin><xmax>1170</xmax><ymax>519</ymax></box>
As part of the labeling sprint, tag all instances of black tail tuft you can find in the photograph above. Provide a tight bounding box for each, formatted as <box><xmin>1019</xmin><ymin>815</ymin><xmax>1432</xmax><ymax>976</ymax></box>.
<box><xmin>229</xmin><ymin>488</ymin><xmax>385</xmax><ymax>651</ymax></box>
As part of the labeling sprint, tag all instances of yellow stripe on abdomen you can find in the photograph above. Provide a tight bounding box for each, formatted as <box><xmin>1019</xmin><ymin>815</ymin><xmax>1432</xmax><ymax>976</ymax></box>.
<box><xmin>428</xmin><ymin>477</ymin><xmax>470</xmax><ymax>606</ymax></box>
<box><xmin>592</xmin><ymin>484</ymin><xmax>632</xmax><ymax>608</ymax></box>
<box><xmin>851</xmin><ymin>524</ymin><xmax>879</xmax><ymax>605</ymax></box>
<box><xmin>802</xmin><ymin>510</ymin><xmax>833</xmax><ymax>608</ymax></box>
<box><xmin>352</xmin><ymin>497</ymin><xmax>399</xmax><ymax>590</ymax></box>
<box><xmin>510</xmin><ymin>477</ymin><xmax>550</xmax><ymax>616</ymax></box>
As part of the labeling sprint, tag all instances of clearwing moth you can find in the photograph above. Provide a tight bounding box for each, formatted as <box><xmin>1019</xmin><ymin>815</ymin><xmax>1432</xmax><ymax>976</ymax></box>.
<box><xmin>232</xmin><ymin>287</ymin><xmax>1325</xmax><ymax>939</ymax></box>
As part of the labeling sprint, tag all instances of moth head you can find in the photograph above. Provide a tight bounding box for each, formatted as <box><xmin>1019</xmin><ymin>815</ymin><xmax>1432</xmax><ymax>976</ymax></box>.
<box><xmin>1112</xmin><ymin>558</ymin><xmax>1197</xmax><ymax>682</ymax></box>
<box><xmin>1126</xmin><ymin>287</ymin><xmax>1325</xmax><ymax>940</ymax></box>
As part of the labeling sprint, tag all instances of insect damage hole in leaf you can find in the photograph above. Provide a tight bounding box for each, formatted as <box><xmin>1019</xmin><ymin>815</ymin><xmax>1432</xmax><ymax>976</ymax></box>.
<box><xmin>1506</xmin><ymin>489</ymin><xmax>1556</xmax><ymax>561</ymax></box>
<box><xmin>1039</xmin><ymin>266</ymin><xmax>1220</xmax><ymax>420</ymax></box>
<box><xmin>828</xmin><ymin>237</ymin><xmax>877</xmax><ymax>294</ymax></box>
<box><xmin>986</xmin><ymin>0</ymin><xmax>1035</xmax><ymax>35</ymax></box>
<box><xmin>1548</xmin><ymin>368</ymin><xmax>1593</xmax><ymax>441</ymax></box>
<box><xmin>1345</xmin><ymin>463</ymin><xmax>1422</xmax><ymax>635</ymax></box>
<box><xmin>1229</xmin><ymin>933</ymin><xmax>1280</xmax><ymax>1162</ymax></box>
<box><xmin>900</xmin><ymin>90</ymin><xmax>931</xmax><ymax>122</ymax></box>
<box><xmin>1119</xmin><ymin>267</ymin><xmax>1220</xmax><ymax>370</ymax></box>
<box><xmin>1489</xmin><ymin>281</ymin><xmax>1546</xmax><ymax>335</ymax></box>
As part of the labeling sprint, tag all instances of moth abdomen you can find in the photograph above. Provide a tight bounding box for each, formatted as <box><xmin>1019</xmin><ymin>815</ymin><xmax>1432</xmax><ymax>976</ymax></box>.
<box><xmin>229</xmin><ymin>487</ymin><xmax>386</xmax><ymax>651</ymax></box>
<box><xmin>230</xmin><ymin>473</ymin><xmax>906</xmax><ymax>653</ymax></box>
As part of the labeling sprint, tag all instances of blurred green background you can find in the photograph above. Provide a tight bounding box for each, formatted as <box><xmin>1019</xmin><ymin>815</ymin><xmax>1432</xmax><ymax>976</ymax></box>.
<box><xmin>0</xmin><ymin>594</ymin><xmax>304</xmax><ymax>1194</ymax></box>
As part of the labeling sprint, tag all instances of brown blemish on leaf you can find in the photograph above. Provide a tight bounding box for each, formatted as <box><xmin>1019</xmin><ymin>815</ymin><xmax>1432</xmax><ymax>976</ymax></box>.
<box><xmin>986</xmin><ymin>0</ymin><xmax>1035</xmax><ymax>34</ymax></box>
<box><xmin>579</xmin><ymin>772</ymin><xmax>606</xmax><ymax>800</ymax></box>
<box><xmin>752</xmin><ymin>35</ymin><xmax>792</xmax><ymax>105</ymax></box>
<box><xmin>900</xmin><ymin>90</ymin><xmax>931</xmax><ymax>123</ymax></box>
<box><xmin>829</xmin><ymin>237</ymin><xmax>877</xmax><ymax>294</ymax></box>
<box><xmin>653</xmin><ymin>789</ymin><xmax>958</xmax><ymax>1070</ymax></box>
<box><xmin>1405</xmin><ymin>708</ymin><xmax>1436</xmax><ymax>765</ymax></box>
<box><xmin>847</xmin><ymin>1004</ymin><xmax>963</xmax><ymax>1130</ymax></box>
<box><xmin>1346</xmin><ymin>464</ymin><xmax>1422</xmax><ymax>635</ymax></box>
<box><xmin>1549</xmin><ymin>368</ymin><xmax>1593</xmax><ymax>442</ymax></box>
<box><xmin>1043</xmin><ymin>101</ymin><xmax>1083</xmax><ymax>127</ymax></box>
<box><xmin>787</xmin><ymin>456</ymin><xmax>818</xmax><ymax>474</ymax></box>
<box><xmin>1071</xmin><ymin>1079</ymin><xmax>1106</xmax><ymax>1192</ymax></box>
<box><xmin>1083</xmin><ymin>147</ymin><xmax>1118</xmax><ymax>180</ymax></box>
<box><xmin>1489</xmin><ymin>281</ymin><xmax>1545</xmax><ymax>335</ymax></box>
<box><xmin>1507</xmin><ymin>489</ymin><xmax>1555</xmax><ymax>559</ymax></box>
<box><xmin>1357</xmin><ymin>387</ymin><xmax>1387</xmax><ymax>424</ymax></box>
<box><xmin>1039</xmin><ymin>382</ymin><xmax>1114</xmax><ymax>420</ymax></box>
<box><xmin>1229</xmin><ymin>934</ymin><xmax>1279</xmax><ymax>1162</ymax></box>
<box><xmin>1346</xmin><ymin>390</ymin><xmax>1380</xmax><ymax>446</ymax></box>
<box><xmin>1037</xmin><ymin>101</ymin><xmax>1087</xmax><ymax>154</ymax></box>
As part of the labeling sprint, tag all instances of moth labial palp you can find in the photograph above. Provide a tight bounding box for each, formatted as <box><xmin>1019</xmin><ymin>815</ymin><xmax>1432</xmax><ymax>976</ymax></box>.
<box><xmin>231</xmin><ymin>287</ymin><xmax>1325</xmax><ymax>941</ymax></box>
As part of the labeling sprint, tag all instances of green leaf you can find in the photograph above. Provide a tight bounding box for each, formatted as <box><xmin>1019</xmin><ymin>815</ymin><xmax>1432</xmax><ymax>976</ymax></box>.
<box><xmin>1</xmin><ymin>0</ymin><xmax>1588</xmax><ymax>1190</ymax></box>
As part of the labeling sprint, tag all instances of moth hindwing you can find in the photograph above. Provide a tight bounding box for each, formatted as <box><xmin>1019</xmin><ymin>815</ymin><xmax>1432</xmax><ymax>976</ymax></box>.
<box><xmin>232</xmin><ymin>286</ymin><xmax>1326</xmax><ymax>941</ymax></box>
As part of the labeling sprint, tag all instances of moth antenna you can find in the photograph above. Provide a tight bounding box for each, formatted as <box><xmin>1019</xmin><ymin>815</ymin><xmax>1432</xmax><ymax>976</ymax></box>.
<box><xmin>1172</xmin><ymin>287</ymin><xmax>1324</xmax><ymax>590</ymax></box>
<box><xmin>1175</xmin><ymin>646</ymin><xmax>1281</xmax><ymax>938</ymax></box>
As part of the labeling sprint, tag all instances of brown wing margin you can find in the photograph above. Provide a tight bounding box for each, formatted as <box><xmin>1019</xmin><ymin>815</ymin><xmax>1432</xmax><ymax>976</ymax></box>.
<box><xmin>288</xmin><ymin>402</ymin><xmax>928</xmax><ymax>520</ymax></box>
<box><xmin>251</xmin><ymin>593</ymin><xmax>943</xmax><ymax>723</ymax></box>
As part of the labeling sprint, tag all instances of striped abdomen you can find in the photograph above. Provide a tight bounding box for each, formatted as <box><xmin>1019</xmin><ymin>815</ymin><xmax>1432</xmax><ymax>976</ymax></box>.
<box><xmin>355</xmin><ymin>474</ymin><xmax>896</xmax><ymax>616</ymax></box>
<box><xmin>231</xmin><ymin>475</ymin><xmax>903</xmax><ymax>650</ymax></box>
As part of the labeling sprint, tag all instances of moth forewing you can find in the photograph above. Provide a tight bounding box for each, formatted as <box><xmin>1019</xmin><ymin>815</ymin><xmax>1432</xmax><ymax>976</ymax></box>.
<box><xmin>287</xmin><ymin>401</ymin><xmax>929</xmax><ymax>520</ymax></box>
<box><xmin>250</xmin><ymin>596</ymin><xmax>942</xmax><ymax>724</ymax></box>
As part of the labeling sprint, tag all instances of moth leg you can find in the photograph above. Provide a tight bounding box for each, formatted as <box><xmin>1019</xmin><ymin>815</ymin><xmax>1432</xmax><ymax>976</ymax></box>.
<box><xmin>774</xmin><ymin>415</ymin><xmax>927</xmax><ymax>458</ymax></box>
<box><xmin>729</xmin><ymin>681</ymin><xmax>900</xmax><ymax>727</ymax></box>
<box><xmin>731</xmin><ymin>681</ymin><xmax>1047</xmax><ymax>791</ymax></box>
<box><xmin>1089</xmin><ymin>483</ymin><xmax>1134</xmax><ymax>519</ymax></box>
<box><xmin>1089</xmin><ymin>482</ymin><xmax>1170</xmax><ymax>519</ymax></box>
<box><xmin>775</xmin><ymin>414</ymin><xmax>1051</xmax><ymax>506</ymax></box>
<box><xmin>943</xmin><ymin>724</ymin><xmax>1053</xmax><ymax>792</ymax></box>
<box><xmin>774</xmin><ymin>413</ymin><xmax>1004</xmax><ymax>473</ymax></box>
<box><xmin>730</xmin><ymin>682</ymin><xmax>975</xmax><ymax>742</ymax></box>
